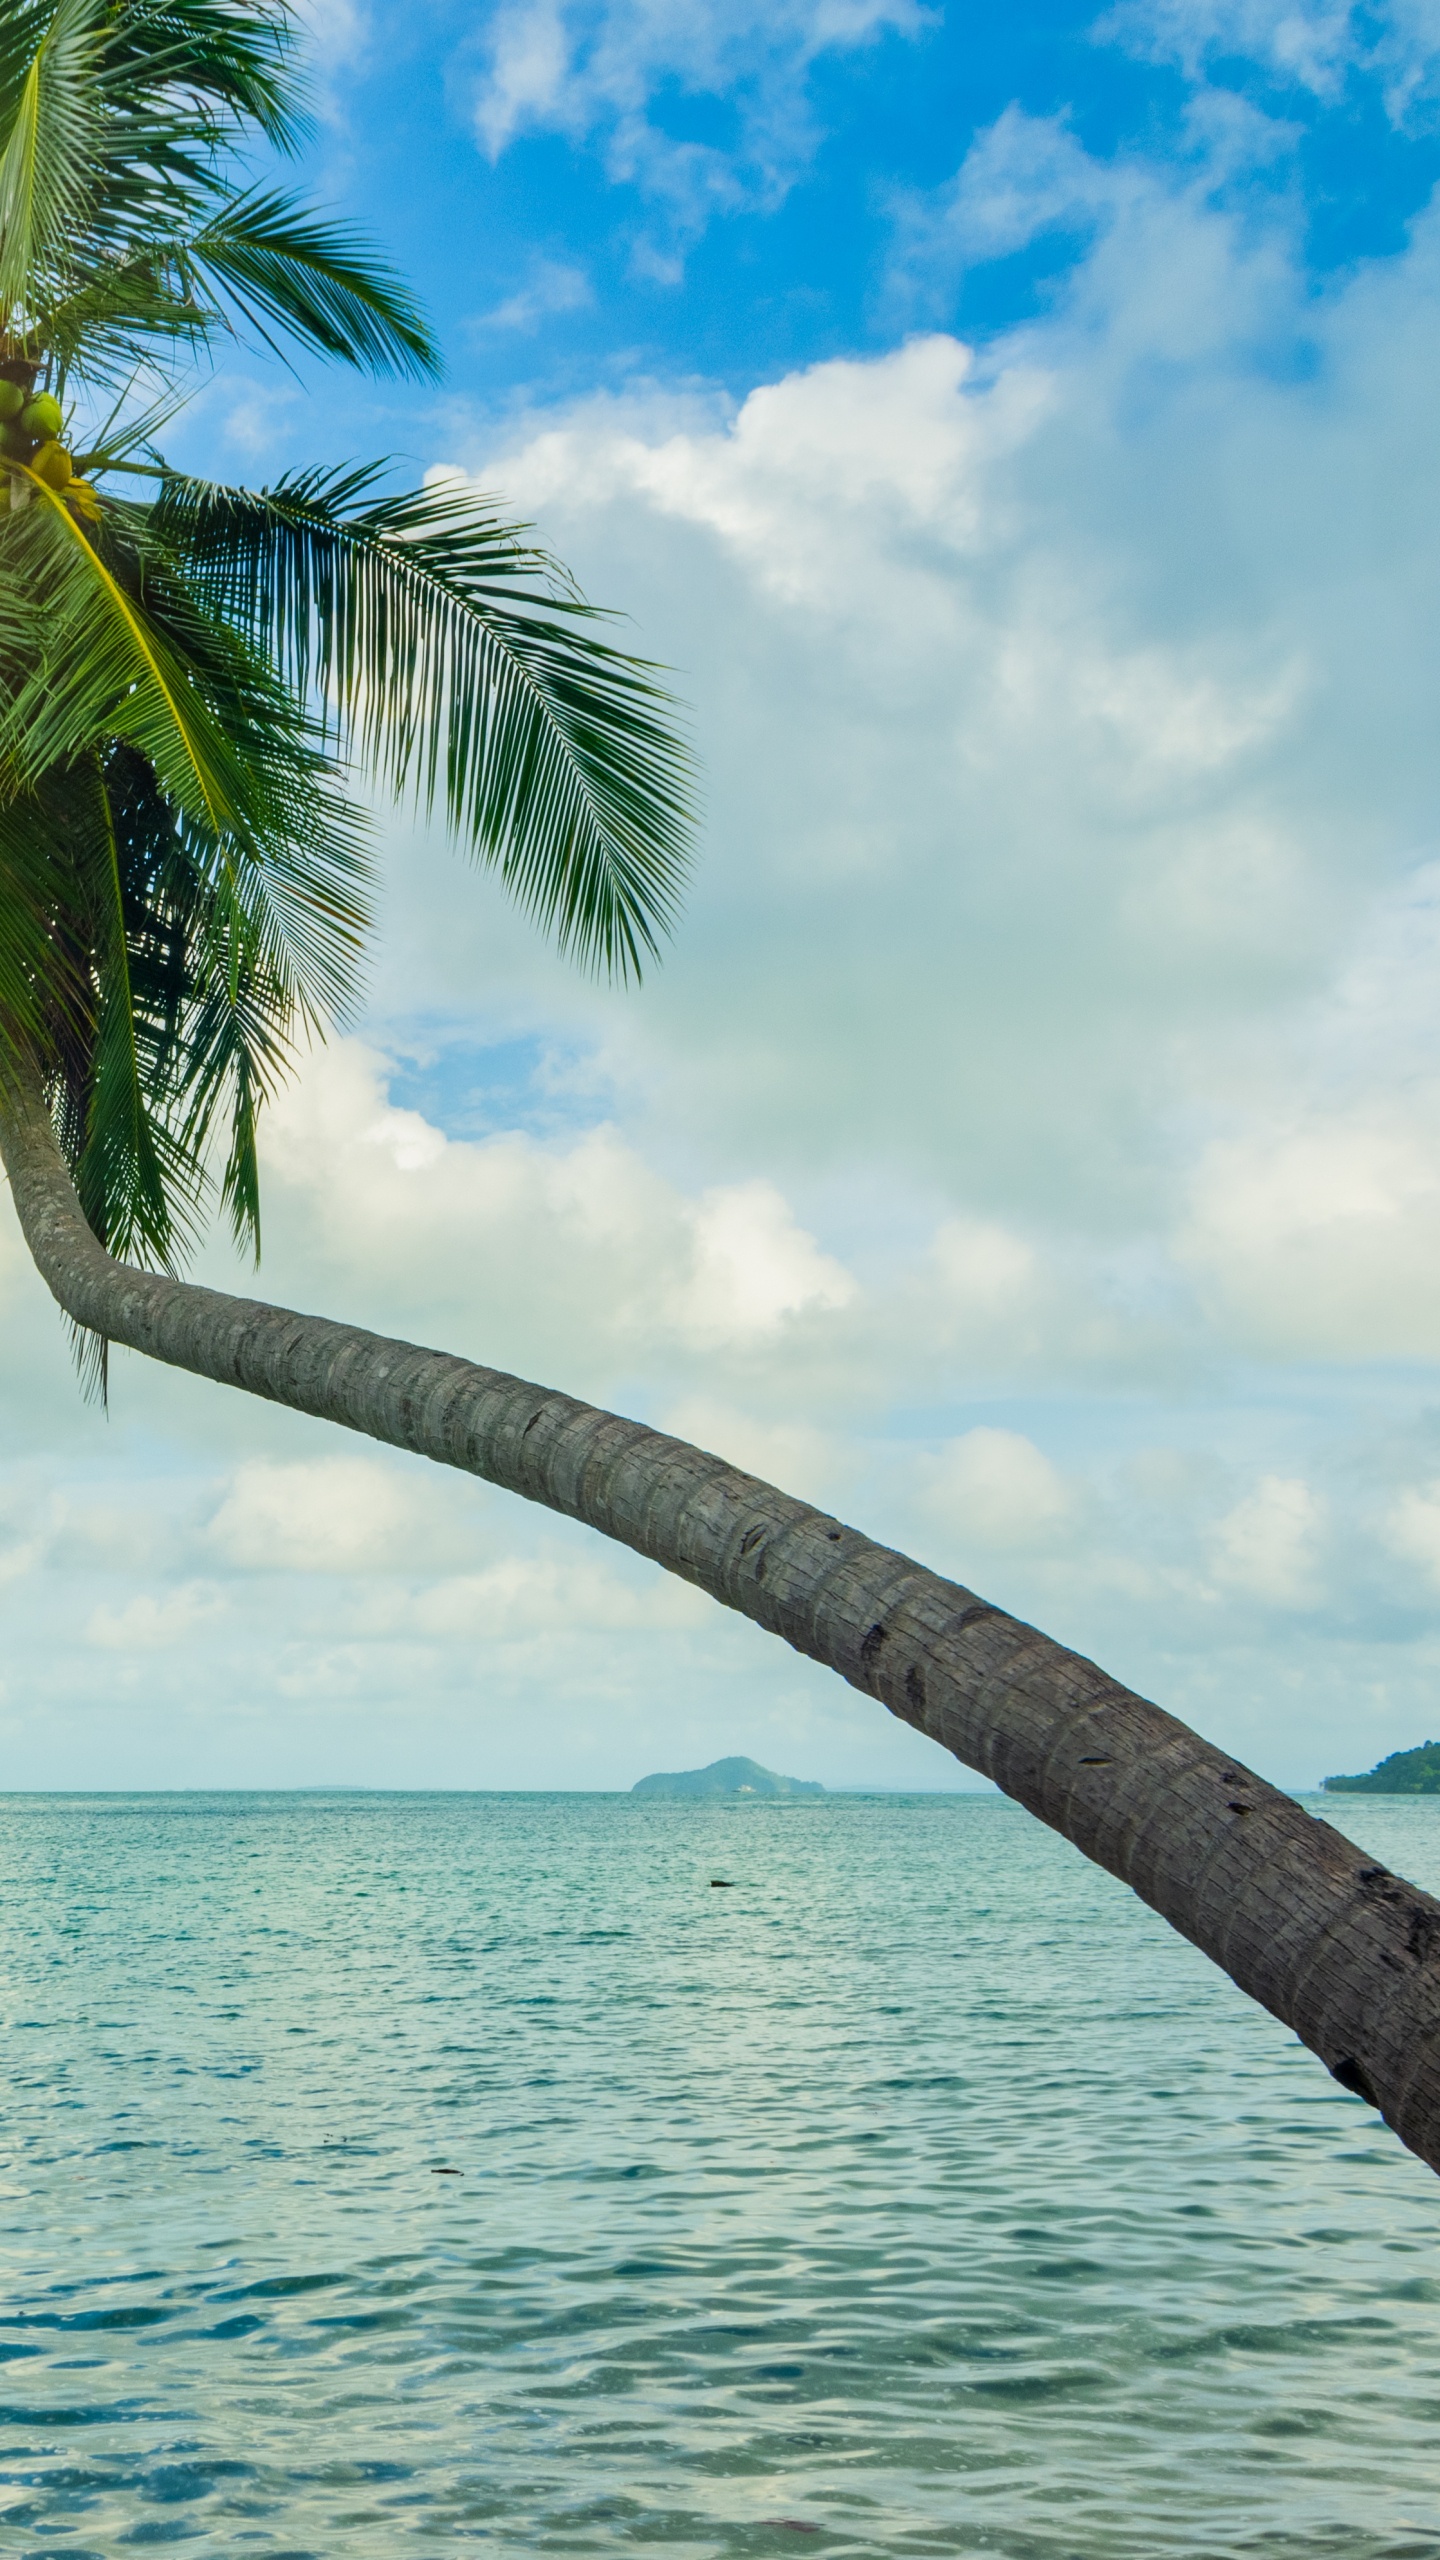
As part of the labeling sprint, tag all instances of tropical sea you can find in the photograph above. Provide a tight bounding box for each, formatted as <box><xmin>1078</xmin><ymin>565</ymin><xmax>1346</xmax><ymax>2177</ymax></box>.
<box><xmin>3</xmin><ymin>1789</ymin><xmax>1440</xmax><ymax>2559</ymax></box>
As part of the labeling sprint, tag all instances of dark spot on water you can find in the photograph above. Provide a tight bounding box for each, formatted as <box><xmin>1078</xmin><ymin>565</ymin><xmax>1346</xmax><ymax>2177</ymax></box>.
<box><xmin>224</xmin><ymin>2272</ymin><xmax>343</xmax><ymax>2302</ymax></box>
<box><xmin>138</xmin><ymin>2461</ymin><xmax>238</xmax><ymax>2505</ymax></box>
<box><xmin>11</xmin><ymin>2305</ymin><xmax>169</xmax><ymax>2334</ymax></box>
<box><xmin>759</xmin><ymin>2523</ymin><xmax>821</xmax><ymax>2535</ymax></box>
<box><xmin>430</xmin><ymin>2167</ymin><xmax>461</xmax><ymax>2176</ymax></box>
<box><xmin>710</xmin><ymin>1879</ymin><xmax>733</xmax><ymax>1888</ymax></box>
<box><xmin>0</xmin><ymin>2403</ymin><xmax>117</xmax><ymax>2428</ymax></box>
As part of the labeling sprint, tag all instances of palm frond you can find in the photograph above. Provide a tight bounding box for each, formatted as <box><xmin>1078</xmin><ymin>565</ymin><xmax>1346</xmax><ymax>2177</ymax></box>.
<box><xmin>0</xmin><ymin>778</ymin><xmax>86</xmax><ymax>1077</ymax></box>
<box><xmin>0</xmin><ymin>0</ymin><xmax>101</xmax><ymax>320</ymax></box>
<box><xmin>0</xmin><ymin>472</ymin><xmax>259</xmax><ymax>840</ymax></box>
<box><xmin>65</xmin><ymin>749</ymin><xmax>188</xmax><ymax>1269</ymax></box>
<box><xmin>181</xmin><ymin>189</ymin><xmax>438</xmax><ymax>379</ymax></box>
<box><xmin>45</xmin><ymin>251</ymin><xmax>213</xmax><ymax>384</ymax></box>
<box><xmin>159</xmin><ymin>468</ymin><xmax>697</xmax><ymax>976</ymax></box>
<box><xmin>9</xmin><ymin>0</ymin><xmax>438</xmax><ymax>388</ymax></box>
<box><xmin>0</xmin><ymin>0</ymin><xmax>698</xmax><ymax>1298</ymax></box>
<box><xmin>95</xmin><ymin>0</ymin><xmax>307</xmax><ymax>157</ymax></box>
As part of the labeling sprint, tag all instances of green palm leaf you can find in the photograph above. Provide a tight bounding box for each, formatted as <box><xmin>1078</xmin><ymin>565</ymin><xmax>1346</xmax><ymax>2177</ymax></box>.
<box><xmin>181</xmin><ymin>190</ymin><xmax>437</xmax><ymax>380</ymax></box>
<box><xmin>0</xmin><ymin>0</ymin><xmax>696</xmax><ymax>1321</ymax></box>
<box><xmin>159</xmin><ymin>468</ymin><xmax>697</xmax><ymax>976</ymax></box>
<box><xmin>0</xmin><ymin>777</ymin><xmax>87</xmax><ymax>1074</ymax></box>
<box><xmin>95</xmin><ymin>0</ymin><xmax>305</xmax><ymax>157</ymax></box>
<box><xmin>0</xmin><ymin>0</ymin><xmax>99</xmax><ymax>316</ymax></box>
<box><xmin>1</xmin><ymin>472</ymin><xmax>261</xmax><ymax>840</ymax></box>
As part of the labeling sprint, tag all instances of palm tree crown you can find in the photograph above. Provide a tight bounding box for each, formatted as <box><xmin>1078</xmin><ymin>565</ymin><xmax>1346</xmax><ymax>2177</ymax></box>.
<box><xmin>0</xmin><ymin>0</ymin><xmax>694</xmax><ymax>1361</ymax></box>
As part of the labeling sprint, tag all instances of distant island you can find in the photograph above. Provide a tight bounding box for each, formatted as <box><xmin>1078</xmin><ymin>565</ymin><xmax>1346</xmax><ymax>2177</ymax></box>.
<box><xmin>1323</xmin><ymin>1741</ymin><xmax>1440</xmax><ymax>1795</ymax></box>
<box><xmin>631</xmin><ymin>1756</ymin><xmax>825</xmax><ymax>1799</ymax></box>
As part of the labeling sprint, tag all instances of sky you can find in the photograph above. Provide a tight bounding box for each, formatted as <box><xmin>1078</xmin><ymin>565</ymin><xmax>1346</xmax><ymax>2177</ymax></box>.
<box><xmin>7</xmin><ymin>0</ymin><xmax>1440</xmax><ymax>1790</ymax></box>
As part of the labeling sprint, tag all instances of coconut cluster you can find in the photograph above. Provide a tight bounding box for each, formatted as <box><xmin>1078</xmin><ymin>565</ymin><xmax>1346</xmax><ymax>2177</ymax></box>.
<box><xmin>0</xmin><ymin>381</ymin><xmax>73</xmax><ymax>487</ymax></box>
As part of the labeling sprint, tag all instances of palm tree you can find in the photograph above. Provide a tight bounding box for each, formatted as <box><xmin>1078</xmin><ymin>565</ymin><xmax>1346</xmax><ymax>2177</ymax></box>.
<box><xmin>5</xmin><ymin>0</ymin><xmax>1440</xmax><ymax>2184</ymax></box>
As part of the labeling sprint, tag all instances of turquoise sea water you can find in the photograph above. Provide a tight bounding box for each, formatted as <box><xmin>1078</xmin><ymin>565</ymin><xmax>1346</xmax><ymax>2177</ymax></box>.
<box><xmin>2</xmin><ymin>1788</ymin><xmax>1440</xmax><ymax>2558</ymax></box>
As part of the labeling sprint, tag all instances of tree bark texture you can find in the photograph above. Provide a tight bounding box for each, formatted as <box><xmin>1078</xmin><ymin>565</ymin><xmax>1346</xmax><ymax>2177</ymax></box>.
<box><xmin>4</xmin><ymin>1070</ymin><xmax>1440</xmax><ymax>2174</ymax></box>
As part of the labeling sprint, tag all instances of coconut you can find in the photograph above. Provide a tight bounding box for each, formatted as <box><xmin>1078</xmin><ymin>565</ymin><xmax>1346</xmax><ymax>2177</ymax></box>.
<box><xmin>20</xmin><ymin>392</ymin><xmax>62</xmax><ymax>442</ymax></box>
<box><xmin>31</xmin><ymin>440</ymin><xmax>72</xmax><ymax>489</ymax></box>
<box><xmin>0</xmin><ymin>381</ymin><xmax>23</xmax><ymax>421</ymax></box>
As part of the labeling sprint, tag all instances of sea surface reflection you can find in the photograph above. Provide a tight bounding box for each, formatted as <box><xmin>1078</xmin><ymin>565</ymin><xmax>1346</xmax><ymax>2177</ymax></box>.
<box><xmin>1</xmin><ymin>1787</ymin><xmax>1439</xmax><ymax>2556</ymax></box>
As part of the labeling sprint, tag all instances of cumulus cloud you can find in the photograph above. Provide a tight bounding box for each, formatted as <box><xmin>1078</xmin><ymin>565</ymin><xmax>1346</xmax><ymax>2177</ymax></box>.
<box><xmin>430</xmin><ymin>163</ymin><xmax>1440</xmax><ymax>1314</ymax></box>
<box><xmin>1181</xmin><ymin>1104</ymin><xmax>1440</xmax><ymax>1357</ymax></box>
<box><xmin>1100</xmin><ymin>0</ymin><xmax>1360</xmax><ymax>91</ymax></box>
<box><xmin>474</xmin><ymin>256</ymin><xmax>592</xmax><ymax>332</ymax></box>
<box><xmin>205</xmin><ymin>1457</ymin><xmax>467</xmax><ymax>1575</ymax></box>
<box><xmin>87</xmin><ymin>1585</ymin><xmax>227</xmax><ymax>1651</ymax></box>
<box><xmin>1099</xmin><ymin>0</ymin><xmax>1440</xmax><ymax>115</ymax></box>
<box><xmin>469</xmin><ymin>0</ymin><xmax>928</xmax><ymax>253</ymax></box>
<box><xmin>404</xmin><ymin>1554</ymin><xmax>706</xmax><ymax>1636</ymax></box>
<box><xmin>1177</xmin><ymin>868</ymin><xmax>1440</xmax><ymax>1358</ymax></box>
<box><xmin>1210</xmin><ymin>1475</ymin><xmax>1325</xmax><ymax>1607</ymax></box>
<box><xmin>1386</xmin><ymin>1483</ymin><xmax>1440</xmax><ymax>1585</ymax></box>
<box><xmin>683</xmin><ymin>1181</ymin><xmax>855</xmax><ymax>1344</ymax></box>
<box><xmin>14</xmin><ymin>94</ymin><xmax>1440</xmax><ymax>1790</ymax></box>
<box><xmin>888</xmin><ymin>105</ymin><xmax>1135</xmax><ymax>289</ymax></box>
<box><xmin>250</xmin><ymin>1036</ymin><xmax>858</xmax><ymax>1382</ymax></box>
<box><xmin>918</xmin><ymin>1428</ymin><xmax>1078</xmax><ymax>1557</ymax></box>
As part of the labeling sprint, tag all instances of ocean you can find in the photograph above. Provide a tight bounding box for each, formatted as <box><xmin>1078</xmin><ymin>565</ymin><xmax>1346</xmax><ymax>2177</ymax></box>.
<box><xmin>1</xmin><ymin>1786</ymin><xmax>1438</xmax><ymax>2557</ymax></box>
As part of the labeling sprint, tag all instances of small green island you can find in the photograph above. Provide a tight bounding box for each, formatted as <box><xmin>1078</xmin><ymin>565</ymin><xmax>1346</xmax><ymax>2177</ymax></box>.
<box><xmin>1323</xmin><ymin>1742</ymin><xmax>1440</xmax><ymax>1795</ymax></box>
<box><xmin>631</xmin><ymin>1756</ymin><xmax>825</xmax><ymax>1799</ymax></box>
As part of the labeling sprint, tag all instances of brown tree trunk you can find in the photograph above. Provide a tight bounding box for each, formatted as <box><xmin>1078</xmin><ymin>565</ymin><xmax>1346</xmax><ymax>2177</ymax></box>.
<box><xmin>3</xmin><ymin>1067</ymin><xmax>1439</xmax><ymax>2171</ymax></box>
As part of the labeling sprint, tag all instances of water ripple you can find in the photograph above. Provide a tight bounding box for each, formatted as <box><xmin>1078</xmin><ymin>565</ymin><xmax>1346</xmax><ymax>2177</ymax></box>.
<box><xmin>1</xmin><ymin>1788</ymin><xmax>1439</xmax><ymax>2555</ymax></box>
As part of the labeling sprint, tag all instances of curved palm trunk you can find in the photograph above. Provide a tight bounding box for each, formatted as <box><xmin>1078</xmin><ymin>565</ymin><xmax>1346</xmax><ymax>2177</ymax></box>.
<box><xmin>5</xmin><ymin>1073</ymin><xmax>1440</xmax><ymax>2176</ymax></box>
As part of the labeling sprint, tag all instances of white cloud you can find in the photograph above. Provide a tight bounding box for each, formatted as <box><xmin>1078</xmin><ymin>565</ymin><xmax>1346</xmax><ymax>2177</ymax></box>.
<box><xmin>294</xmin><ymin>0</ymin><xmax>369</xmax><ymax>76</ymax></box>
<box><xmin>475</xmin><ymin>256</ymin><xmax>592</xmax><ymax>332</ymax></box>
<box><xmin>891</xmin><ymin>105</ymin><xmax>1132</xmax><ymax>275</ymax></box>
<box><xmin>15</xmin><ymin>97</ymin><xmax>1440</xmax><ymax>1791</ymax></box>
<box><xmin>1181</xmin><ymin>1103</ymin><xmax>1440</xmax><ymax>1357</ymax></box>
<box><xmin>87</xmin><ymin>1585</ymin><xmax>226</xmax><ymax>1651</ymax></box>
<box><xmin>1386</xmin><ymin>1483</ymin><xmax>1440</xmax><ymax>1585</ymax></box>
<box><xmin>251</xmin><ymin>1037</ymin><xmax>857</xmax><ymax>1376</ymax></box>
<box><xmin>1177</xmin><ymin>870</ymin><xmax>1440</xmax><ymax>1359</ymax></box>
<box><xmin>1099</xmin><ymin>0</ymin><xmax>1440</xmax><ymax>113</ymax></box>
<box><xmin>470</xmin><ymin>0</ymin><xmax>929</xmax><ymax>249</ymax></box>
<box><xmin>918</xmin><ymin>1427</ymin><xmax>1077</xmax><ymax>1557</ymax></box>
<box><xmin>205</xmin><ymin>1457</ymin><xmax>460</xmax><ymax>1575</ymax></box>
<box><xmin>406</xmin><ymin>1554</ymin><xmax>706</xmax><ymax>1636</ymax></box>
<box><xmin>485</xmin><ymin>334</ymin><xmax>1050</xmax><ymax>609</ymax></box>
<box><xmin>1211</xmin><ymin>1475</ymin><xmax>1324</xmax><ymax>1606</ymax></box>
<box><xmin>474</xmin><ymin>0</ymin><xmax>571</xmax><ymax>152</ymax></box>
<box><xmin>682</xmin><ymin>1180</ymin><xmax>855</xmax><ymax>1345</ymax></box>
<box><xmin>1100</xmin><ymin>0</ymin><xmax>1359</xmax><ymax>92</ymax></box>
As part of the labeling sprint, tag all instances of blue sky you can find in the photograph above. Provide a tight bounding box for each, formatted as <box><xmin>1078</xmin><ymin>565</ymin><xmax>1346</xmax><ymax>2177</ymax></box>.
<box><xmin>9</xmin><ymin>0</ymin><xmax>1440</xmax><ymax>1793</ymax></box>
<box><xmin>183</xmin><ymin>0</ymin><xmax>1440</xmax><ymax>432</ymax></box>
